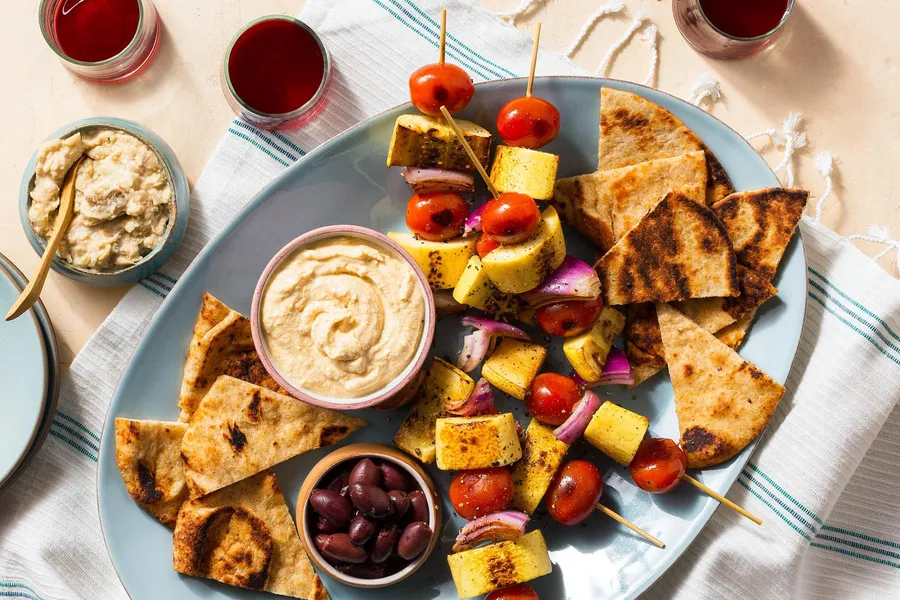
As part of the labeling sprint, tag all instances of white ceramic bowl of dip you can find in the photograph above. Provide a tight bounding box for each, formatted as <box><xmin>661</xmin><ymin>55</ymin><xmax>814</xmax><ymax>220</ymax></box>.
<box><xmin>250</xmin><ymin>225</ymin><xmax>436</xmax><ymax>411</ymax></box>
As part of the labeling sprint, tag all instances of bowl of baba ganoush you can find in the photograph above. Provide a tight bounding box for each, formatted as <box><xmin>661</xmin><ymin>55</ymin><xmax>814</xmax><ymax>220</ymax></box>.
<box><xmin>250</xmin><ymin>225</ymin><xmax>437</xmax><ymax>411</ymax></box>
<box><xmin>19</xmin><ymin>118</ymin><xmax>190</xmax><ymax>286</ymax></box>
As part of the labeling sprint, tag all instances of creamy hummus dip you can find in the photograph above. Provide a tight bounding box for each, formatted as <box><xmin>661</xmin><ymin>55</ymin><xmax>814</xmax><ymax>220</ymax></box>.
<box><xmin>28</xmin><ymin>129</ymin><xmax>173</xmax><ymax>271</ymax></box>
<box><xmin>261</xmin><ymin>236</ymin><xmax>426</xmax><ymax>399</ymax></box>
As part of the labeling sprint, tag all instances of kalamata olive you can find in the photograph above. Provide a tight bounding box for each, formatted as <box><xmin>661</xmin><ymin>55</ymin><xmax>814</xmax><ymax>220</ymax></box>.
<box><xmin>336</xmin><ymin>562</ymin><xmax>386</xmax><ymax>579</ymax></box>
<box><xmin>379</xmin><ymin>462</ymin><xmax>409</xmax><ymax>492</ymax></box>
<box><xmin>348</xmin><ymin>515</ymin><xmax>376</xmax><ymax>545</ymax></box>
<box><xmin>325</xmin><ymin>472</ymin><xmax>350</xmax><ymax>497</ymax></box>
<box><xmin>315</xmin><ymin>516</ymin><xmax>343</xmax><ymax>534</ymax></box>
<box><xmin>350</xmin><ymin>483</ymin><xmax>394</xmax><ymax>518</ymax></box>
<box><xmin>388</xmin><ymin>490</ymin><xmax>410</xmax><ymax>519</ymax></box>
<box><xmin>370</xmin><ymin>523</ymin><xmax>399</xmax><ymax>563</ymax></box>
<box><xmin>397</xmin><ymin>521</ymin><xmax>433</xmax><ymax>560</ymax></box>
<box><xmin>314</xmin><ymin>533</ymin><xmax>368</xmax><ymax>564</ymax></box>
<box><xmin>408</xmin><ymin>490</ymin><xmax>429</xmax><ymax>523</ymax></box>
<box><xmin>309</xmin><ymin>489</ymin><xmax>353</xmax><ymax>526</ymax></box>
<box><xmin>349</xmin><ymin>458</ymin><xmax>382</xmax><ymax>487</ymax></box>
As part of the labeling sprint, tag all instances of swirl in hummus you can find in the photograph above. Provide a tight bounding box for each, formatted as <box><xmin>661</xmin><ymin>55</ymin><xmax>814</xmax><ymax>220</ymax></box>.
<box><xmin>260</xmin><ymin>236</ymin><xmax>426</xmax><ymax>399</ymax></box>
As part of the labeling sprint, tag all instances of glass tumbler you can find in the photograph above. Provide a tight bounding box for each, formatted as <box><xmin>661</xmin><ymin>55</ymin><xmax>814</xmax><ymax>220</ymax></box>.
<box><xmin>673</xmin><ymin>0</ymin><xmax>795</xmax><ymax>60</ymax></box>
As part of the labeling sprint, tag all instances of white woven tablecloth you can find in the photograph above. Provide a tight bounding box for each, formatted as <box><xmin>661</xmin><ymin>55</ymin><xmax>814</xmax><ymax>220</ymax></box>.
<box><xmin>2</xmin><ymin>1</ymin><xmax>899</xmax><ymax>598</ymax></box>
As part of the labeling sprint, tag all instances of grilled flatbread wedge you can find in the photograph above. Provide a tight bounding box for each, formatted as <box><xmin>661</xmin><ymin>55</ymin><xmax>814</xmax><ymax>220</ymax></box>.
<box><xmin>174</xmin><ymin>470</ymin><xmax>328</xmax><ymax>599</ymax></box>
<box><xmin>181</xmin><ymin>376</ymin><xmax>366</xmax><ymax>497</ymax></box>
<box><xmin>597</xmin><ymin>193</ymin><xmax>739</xmax><ymax>305</ymax></box>
<box><xmin>712</xmin><ymin>188</ymin><xmax>809</xmax><ymax>279</ymax></box>
<box><xmin>598</xmin><ymin>88</ymin><xmax>734</xmax><ymax>204</ymax></box>
<box><xmin>115</xmin><ymin>418</ymin><xmax>188</xmax><ymax>527</ymax></box>
<box><xmin>716</xmin><ymin>310</ymin><xmax>756</xmax><ymax>350</ymax></box>
<box><xmin>674</xmin><ymin>266</ymin><xmax>777</xmax><ymax>335</ymax></box>
<box><xmin>179</xmin><ymin>293</ymin><xmax>287</xmax><ymax>423</ymax></box>
<box><xmin>551</xmin><ymin>173</ymin><xmax>616</xmax><ymax>253</ymax></box>
<box><xmin>656</xmin><ymin>303</ymin><xmax>785</xmax><ymax>468</ymax></box>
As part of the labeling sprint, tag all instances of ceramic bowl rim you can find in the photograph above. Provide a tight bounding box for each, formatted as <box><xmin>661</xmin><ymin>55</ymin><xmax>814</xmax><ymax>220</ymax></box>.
<box><xmin>250</xmin><ymin>225</ymin><xmax>436</xmax><ymax>410</ymax></box>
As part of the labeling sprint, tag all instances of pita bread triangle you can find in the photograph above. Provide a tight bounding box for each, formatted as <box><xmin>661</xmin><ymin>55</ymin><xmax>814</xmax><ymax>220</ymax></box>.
<box><xmin>174</xmin><ymin>470</ymin><xmax>329</xmax><ymax>599</ymax></box>
<box><xmin>674</xmin><ymin>265</ymin><xmax>777</xmax><ymax>334</ymax></box>
<box><xmin>551</xmin><ymin>173</ymin><xmax>616</xmax><ymax>253</ymax></box>
<box><xmin>115</xmin><ymin>418</ymin><xmax>188</xmax><ymax>527</ymax></box>
<box><xmin>598</xmin><ymin>88</ymin><xmax>734</xmax><ymax>204</ymax></box>
<box><xmin>181</xmin><ymin>376</ymin><xmax>366</xmax><ymax>497</ymax></box>
<box><xmin>597</xmin><ymin>192</ymin><xmax>740</xmax><ymax>305</ymax></box>
<box><xmin>179</xmin><ymin>293</ymin><xmax>287</xmax><ymax>423</ymax></box>
<box><xmin>656</xmin><ymin>303</ymin><xmax>785</xmax><ymax>468</ymax></box>
<box><xmin>712</xmin><ymin>187</ymin><xmax>809</xmax><ymax>279</ymax></box>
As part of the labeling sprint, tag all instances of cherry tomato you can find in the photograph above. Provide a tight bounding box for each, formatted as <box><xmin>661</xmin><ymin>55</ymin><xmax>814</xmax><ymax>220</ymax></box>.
<box><xmin>629</xmin><ymin>438</ymin><xmax>687</xmax><ymax>494</ymax></box>
<box><xmin>496</xmin><ymin>96</ymin><xmax>561</xmax><ymax>149</ymax></box>
<box><xmin>535</xmin><ymin>298</ymin><xmax>604</xmax><ymax>337</ymax></box>
<box><xmin>476</xmin><ymin>235</ymin><xmax>501</xmax><ymax>257</ymax></box>
<box><xmin>481</xmin><ymin>193</ymin><xmax>541</xmax><ymax>244</ymax></box>
<box><xmin>486</xmin><ymin>584</ymin><xmax>540</xmax><ymax>600</ymax></box>
<box><xmin>545</xmin><ymin>460</ymin><xmax>602</xmax><ymax>526</ymax></box>
<box><xmin>409</xmin><ymin>63</ymin><xmax>474</xmax><ymax>116</ymax></box>
<box><xmin>525</xmin><ymin>373</ymin><xmax>581</xmax><ymax>426</ymax></box>
<box><xmin>406</xmin><ymin>192</ymin><xmax>469</xmax><ymax>241</ymax></box>
<box><xmin>448</xmin><ymin>467</ymin><xmax>514</xmax><ymax>520</ymax></box>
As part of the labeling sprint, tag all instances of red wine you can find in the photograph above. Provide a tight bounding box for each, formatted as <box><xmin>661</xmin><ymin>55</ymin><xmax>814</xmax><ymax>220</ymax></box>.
<box><xmin>228</xmin><ymin>19</ymin><xmax>325</xmax><ymax>115</ymax></box>
<box><xmin>54</xmin><ymin>0</ymin><xmax>140</xmax><ymax>63</ymax></box>
<box><xmin>699</xmin><ymin>0</ymin><xmax>790</xmax><ymax>38</ymax></box>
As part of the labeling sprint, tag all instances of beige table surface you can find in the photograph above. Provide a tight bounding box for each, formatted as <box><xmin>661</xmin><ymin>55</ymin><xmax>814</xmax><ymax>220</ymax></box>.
<box><xmin>2</xmin><ymin>0</ymin><xmax>897</xmax><ymax>372</ymax></box>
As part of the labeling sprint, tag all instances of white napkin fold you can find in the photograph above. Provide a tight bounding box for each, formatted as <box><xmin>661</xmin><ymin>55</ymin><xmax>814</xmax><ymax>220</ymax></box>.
<box><xmin>2</xmin><ymin>1</ymin><xmax>898</xmax><ymax>599</ymax></box>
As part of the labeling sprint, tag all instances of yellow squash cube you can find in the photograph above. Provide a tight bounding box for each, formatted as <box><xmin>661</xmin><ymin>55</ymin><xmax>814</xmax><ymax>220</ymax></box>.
<box><xmin>434</xmin><ymin>413</ymin><xmax>522</xmax><ymax>471</ymax></box>
<box><xmin>482</xmin><ymin>207</ymin><xmax>566</xmax><ymax>294</ymax></box>
<box><xmin>447</xmin><ymin>531</ymin><xmax>553</xmax><ymax>599</ymax></box>
<box><xmin>452</xmin><ymin>255</ymin><xmax>522</xmax><ymax>320</ymax></box>
<box><xmin>509</xmin><ymin>420</ymin><xmax>570</xmax><ymax>515</ymax></box>
<box><xmin>481</xmin><ymin>338</ymin><xmax>548</xmax><ymax>400</ymax></box>
<box><xmin>563</xmin><ymin>307</ymin><xmax>626</xmax><ymax>382</ymax></box>
<box><xmin>490</xmin><ymin>145</ymin><xmax>560</xmax><ymax>200</ymax></box>
<box><xmin>387</xmin><ymin>114</ymin><xmax>491</xmax><ymax>170</ymax></box>
<box><xmin>584</xmin><ymin>401</ymin><xmax>649</xmax><ymax>465</ymax></box>
<box><xmin>388</xmin><ymin>232</ymin><xmax>476</xmax><ymax>290</ymax></box>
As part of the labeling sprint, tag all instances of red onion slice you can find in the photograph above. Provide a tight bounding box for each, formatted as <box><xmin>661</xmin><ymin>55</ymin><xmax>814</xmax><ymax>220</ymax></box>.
<box><xmin>403</xmin><ymin>168</ymin><xmax>475</xmax><ymax>195</ymax></box>
<box><xmin>445</xmin><ymin>377</ymin><xmax>495</xmax><ymax>416</ymax></box>
<box><xmin>460</xmin><ymin>316</ymin><xmax>531</xmax><ymax>341</ymax></box>
<box><xmin>463</xmin><ymin>202</ymin><xmax>487</xmax><ymax>237</ymax></box>
<box><xmin>452</xmin><ymin>511</ymin><xmax>529</xmax><ymax>553</ymax></box>
<box><xmin>570</xmin><ymin>349</ymin><xmax>634</xmax><ymax>388</ymax></box>
<box><xmin>553</xmin><ymin>390</ymin><xmax>602</xmax><ymax>445</ymax></box>
<box><xmin>456</xmin><ymin>329</ymin><xmax>492</xmax><ymax>372</ymax></box>
<box><xmin>521</xmin><ymin>256</ymin><xmax>601</xmax><ymax>307</ymax></box>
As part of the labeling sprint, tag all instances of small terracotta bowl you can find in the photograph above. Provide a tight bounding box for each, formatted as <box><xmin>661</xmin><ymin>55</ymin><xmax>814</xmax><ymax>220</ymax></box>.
<box><xmin>296</xmin><ymin>443</ymin><xmax>442</xmax><ymax>588</ymax></box>
<box><xmin>250</xmin><ymin>225</ymin><xmax>435</xmax><ymax>411</ymax></box>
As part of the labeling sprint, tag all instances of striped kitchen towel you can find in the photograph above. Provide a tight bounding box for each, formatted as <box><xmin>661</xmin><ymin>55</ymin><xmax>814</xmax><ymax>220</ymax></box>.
<box><xmin>1</xmin><ymin>1</ymin><xmax>898</xmax><ymax>599</ymax></box>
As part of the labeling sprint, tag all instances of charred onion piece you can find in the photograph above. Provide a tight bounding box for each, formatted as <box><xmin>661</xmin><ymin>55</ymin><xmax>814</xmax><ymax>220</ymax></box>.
<box><xmin>445</xmin><ymin>377</ymin><xmax>495</xmax><ymax>416</ymax></box>
<box><xmin>452</xmin><ymin>510</ymin><xmax>529</xmax><ymax>552</ymax></box>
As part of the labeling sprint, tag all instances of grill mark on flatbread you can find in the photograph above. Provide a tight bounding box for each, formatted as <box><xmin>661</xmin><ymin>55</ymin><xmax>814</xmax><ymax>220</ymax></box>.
<box><xmin>225</xmin><ymin>351</ymin><xmax>288</xmax><ymax>395</ymax></box>
<box><xmin>681</xmin><ymin>426</ymin><xmax>727</xmax><ymax>460</ymax></box>
<box><xmin>712</xmin><ymin>188</ymin><xmax>809</xmax><ymax>279</ymax></box>
<box><xmin>246</xmin><ymin>391</ymin><xmax>262</xmax><ymax>423</ymax></box>
<box><xmin>701</xmin><ymin>144</ymin><xmax>735</xmax><ymax>205</ymax></box>
<box><xmin>597</xmin><ymin>193</ymin><xmax>739</xmax><ymax>305</ymax></box>
<box><xmin>136</xmin><ymin>463</ymin><xmax>164</xmax><ymax>504</ymax></box>
<box><xmin>226</xmin><ymin>422</ymin><xmax>248</xmax><ymax>453</ymax></box>
<box><xmin>320</xmin><ymin>424</ymin><xmax>352</xmax><ymax>446</ymax></box>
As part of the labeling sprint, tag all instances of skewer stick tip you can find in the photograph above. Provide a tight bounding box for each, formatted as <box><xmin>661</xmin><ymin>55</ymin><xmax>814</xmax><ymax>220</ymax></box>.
<box><xmin>596</xmin><ymin>503</ymin><xmax>665</xmax><ymax>548</ymax></box>
<box><xmin>439</xmin><ymin>9</ymin><xmax>447</xmax><ymax>66</ymax></box>
<box><xmin>526</xmin><ymin>22</ymin><xmax>542</xmax><ymax>98</ymax></box>
<box><xmin>682</xmin><ymin>474</ymin><xmax>763</xmax><ymax>526</ymax></box>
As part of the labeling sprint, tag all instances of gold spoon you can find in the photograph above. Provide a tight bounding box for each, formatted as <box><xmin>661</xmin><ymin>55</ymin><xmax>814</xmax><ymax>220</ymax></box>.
<box><xmin>6</xmin><ymin>156</ymin><xmax>85</xmax><ymax>321</ymax></box>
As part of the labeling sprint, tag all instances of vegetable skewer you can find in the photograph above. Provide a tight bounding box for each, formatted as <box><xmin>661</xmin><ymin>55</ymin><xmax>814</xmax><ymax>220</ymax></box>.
<box><xmin>409</xmin><ymin>10</ymin><xmax>474</xmax><ymax>116</ymax></box>
<box><xmin>439</xmin><ymin>105</ymin><xmax>500</xmax><ymax>198</ymax></box>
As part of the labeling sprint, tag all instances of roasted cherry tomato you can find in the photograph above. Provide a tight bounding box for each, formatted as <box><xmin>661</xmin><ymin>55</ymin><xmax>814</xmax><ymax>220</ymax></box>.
<box><xmin>496</xmin><ymin>96</ymin><xmax>561</xmax><ymax>149</ymax></box>
<box><xmin>476</xmin><ymin>235</ymin><xmax>501</xmax><ymax>257</ymax></box>
<box><xmin>486</xmin><ymin>584</ymin><xmax>540</xmax><ymax>600</ymax></box>
<box><xmin>629</xmin><ymin>438</ymin><xmax>687</xmax><ymax>494</ymax></box>
<box><xmin>409</xmin><ymin>63</ymin><xmax>474</xmax><ymax>116</ymax></box>
<box><xmin>481</xmin><ymin>192</ymin><xmax>541</xmax><ymax>244</ymax></box>
<box><xmin>448</xmin><ymin>467</ymin><xmax>514</xmax><ymax>520</ymax></box>
<box><xmin>545</xmin><ymin>460</ymin><xmax>602</xmax><ymax>526</ymax></box>
<box><xmin>535</xmin><ymin>298</ymin><xmax>604</xmax><ymax>337</ymax></box>
<box><xmin>526</xmin><ymin>373</ymin><xmax>581</xmax><ymax>426</ymax></box>
<box><xmin>406</xmin><ymin>192</ymin><xmax>469</xmax><ymax>241</ymax></box>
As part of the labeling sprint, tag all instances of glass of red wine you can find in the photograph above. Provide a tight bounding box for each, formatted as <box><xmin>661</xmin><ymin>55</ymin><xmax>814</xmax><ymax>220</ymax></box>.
<box><xmin>222</xmin><ymin>16</ymin><xmax>332</xmax><ymax>130</ymax></box>
<box><xmin>673</xmin><ymin>0</ymin><xmax>795</xmax><ymax>59</ymax></box>
<box><xmin>39</xmin><ymin>0</ymin><xmax>161</xmax><ymax>83</ymax></box>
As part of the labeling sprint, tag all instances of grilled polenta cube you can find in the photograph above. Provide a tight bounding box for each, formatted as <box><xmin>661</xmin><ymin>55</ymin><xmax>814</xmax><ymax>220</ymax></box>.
<box><xmin>490</xmin><ymin>145</ymin><xmax>560</xmax><ymax>200</ymax></box>
<box><xmin>388</xmin><ymin>232</ymin><xmax>476</xmax><ymax>289</ymax></box>
<box><xmin>435</xmin><ymin>413</ymin><xmax>522</xmax><ymax>470</ymax></box>
<box><xmin>481</xmin><ymin>338</ymin><xmax>547</xmax><ymax>400</ymax></box>
<box><xmin>452</xmin><ymin>255</ymin><xmax>523</xmax><ymax>320</ymax></box>
<box><xmin>563</xmin><ymin>307</ymin><xmax>626</xmax><ymax>382</ymax></box>
<box><xmin>394</xmin><ymin>358</ymin><xmax>474</xmax><ymax>464</ymax></box>
<box><xmin>584</xmin><ymin>402</ymin><xmax>649</xmax><ymax>465</ymax></box>
<box><xmin>482</xmin><ymin>207</ymin><xmax>566</xmax><ymax>294</ymax></box>
<box><xmin>387</xmin><ymin>114</ymin><xmax>491</xmax><ymax>171</ymax></box>
<box><xmin>447</xmin><ymin>530</ymin><xmax>553</xmax><ymax>598</ymax></box>
<box><xmin>509</xmin><ymin>420</ymin><xmax>570</xmax><ymax>515</ymax></box>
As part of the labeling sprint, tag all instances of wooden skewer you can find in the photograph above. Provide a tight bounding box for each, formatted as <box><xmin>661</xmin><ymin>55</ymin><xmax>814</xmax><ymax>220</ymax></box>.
<box><xmin>682</xmin><ymin>474</ymin><xmax>763</xmax><ymax>525</ymax></box>
<box><xmin>595</xmin><ymin>503</ymin><xmax>665</xmax><ymax>548</ymax></box>
<box><xmin>526</xmin><ymin>22</ymin><xmax>541</xmax><ymax>98</ymax></box>
<box><xmin>439</xmin><ymin>9</ymin><xmax>447</xmax><ymax>66</ymax></box>
<box><xmin>439</xmin><ymin>105</ymin><xmax>500</xmax><ymax>198</ymax></box>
